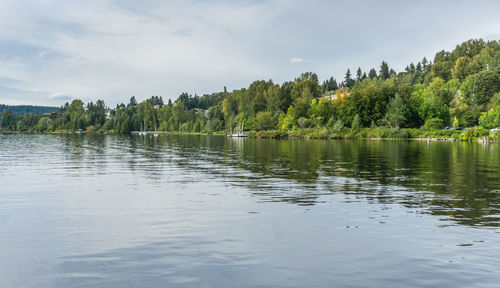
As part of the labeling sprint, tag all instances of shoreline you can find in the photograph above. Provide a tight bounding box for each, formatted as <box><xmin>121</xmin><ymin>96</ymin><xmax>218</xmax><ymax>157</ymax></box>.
<box><xmin>2</xmin><ymin>130</ymin><xmax>499</xmax><ymax>143</ymax></box>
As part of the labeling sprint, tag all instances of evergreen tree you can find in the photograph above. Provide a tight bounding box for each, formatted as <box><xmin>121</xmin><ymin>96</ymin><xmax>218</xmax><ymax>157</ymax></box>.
<box><xmin>343</xmin><ymin>69</ymin><xmax>355</xmax><ymax>89</ymax></box>
<box><xmin>356</xmin><ymin>67</ymin><xmax>363</xmax><ymax>81</ymax></box>
<box><xmin>321</xmin><ymin>80</ymin><xmax>328</xmax><ymax>93</ymax></box>
<box><xmin>321</xmin><ymin>77</ymin><xmax>338</xmax><ymax>92</ymax></box>
<box><xmin>409</xmin><ymin>63</ymin><xmax>416</xmax><ymax>73</ymax></box>
<box><xmin>380</xmin><ymin>61</ymin><xmax>390</xmax><ymax>80</ymax></box>
<box><xmin>328</xmin><ymin>77</ymin><xmax>338</xmax><ymax>91</ymax></box>
<box><xmin>128</xmin><ymin>96</ymin><xmax>137</xmax><ymax>107</ymax></box>
<box><xmin>416</xmin><ymin>62</ymin><xmax>422</xmax><ymax>72</ymax></box>
<box><xmin>368</xmin><ymin>68</ymin><xmax>377</xmax><ymax>79</ymax></box>
<box><xmin>422</xmin><ymin>57</ymin><xmax>428</xmax><ymax>67</ymax></box>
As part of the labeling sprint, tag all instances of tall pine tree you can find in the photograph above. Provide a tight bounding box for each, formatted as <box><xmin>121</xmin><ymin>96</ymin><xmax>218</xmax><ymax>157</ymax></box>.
<box><xmin>328</xmin><ymin>77</ymin><xmax>338</xmax><ymax>91</ymax></box>
<box><xmin>368</xmin><ymin>68</ymin><xmax>377</xmax><ymax>79</ymax></box>
<box><xmin>356</xmin><ymin>67</ymin><xmax>363</xmax><ymax>81</ymax></box>
<box><xmin>380</xmin><ymin>61</ymin><xmax>390</xmax><ymax>80</ymax></box>
<box><xmin>343</xmin><ymin>69</ymin><xmax>355</xmax><ymax>89</ymax></box>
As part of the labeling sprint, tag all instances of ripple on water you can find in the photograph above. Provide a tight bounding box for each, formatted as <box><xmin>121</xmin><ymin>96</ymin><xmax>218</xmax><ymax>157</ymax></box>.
<box><xmin>0</xmin><ymin>134</ymin><xmax>500</xmax><ymax>288</ymax></box>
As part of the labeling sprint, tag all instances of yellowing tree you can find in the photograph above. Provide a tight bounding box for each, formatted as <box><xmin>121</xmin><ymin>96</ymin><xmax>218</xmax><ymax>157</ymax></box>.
<box><xmin>451</xmin><ymin>56</ymin><xmax>470</xmax><ymax>80</ymax></box>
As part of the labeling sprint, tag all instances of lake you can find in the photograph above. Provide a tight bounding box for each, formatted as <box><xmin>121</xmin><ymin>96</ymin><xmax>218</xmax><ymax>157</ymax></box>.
<box><xmin>1</xmin><ymin>134</ymin><xmax>499</xmax><ymax>287</ymax></box>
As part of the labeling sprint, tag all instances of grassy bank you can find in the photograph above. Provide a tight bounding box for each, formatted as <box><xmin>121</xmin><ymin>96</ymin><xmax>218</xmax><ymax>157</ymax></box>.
<box><xmin>247</xmin><ymin>126</ymin><xmax>500</xmax><ymax>141</ymax></box>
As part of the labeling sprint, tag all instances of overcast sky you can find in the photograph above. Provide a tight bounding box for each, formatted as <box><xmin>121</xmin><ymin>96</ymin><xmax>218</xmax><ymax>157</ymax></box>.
<box><xmin>0</xmin><ymin>0</ymin><xmax>499</xmax><ymax>106</ymax></box>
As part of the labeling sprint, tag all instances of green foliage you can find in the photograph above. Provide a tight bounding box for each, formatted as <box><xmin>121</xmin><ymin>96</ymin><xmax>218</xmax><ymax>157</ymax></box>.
<box><xmin>34</xmin><ymin>117</ymin><xmax>54</xmax><ymax>132</ymax></box>
<box><xmin>297</xmin><ymin>117</ymin><xmax>310</xmax><ymax>129</ymax></box>
<box><xmin>383</xmin><ymin>94</ymin><xmax>409</xmax><ymax>128</ymax></box>
<box><xmin>128</xmin><ymin>96</ymin><xmax>138</xmax><ymax>107</ymax></box>
<box><xmin>422</xmin><ymin>118</ymin><xmax>444</xmax><ymax>130</ymax></box>
<box><xmin>3</xmin><ymin>38</ymin><xmax>500</xmax><ymax>140</ymax></box>
<box><xmin>86</xmin><ymin>100</ymin><xmax>106</xmax><ymax>129</ymax></box>
<box><xmin>278</xmin><ymin>107</ymin><xmax>296</xmax><ymax>130</ymax></box>
<box><xmin>351</xmin><ymin>114</ymin><xmax>361</xmax><ymax>132</ymax></box>
<box><xmin>380</xmin><ymin>61</ymin><xmax>390</xmax><ymax>80</ymax></box>
<box><xmin>292</xmin><ymin>72</ymin><xmax>321</xmax><ymax>100</ymax></box>
<box><xmin>368</xmin><ymin>68</ymin><xmax>377</xmax><ymax>79</ymax></box>
<box><xmin>0</xmin><ymin>104</ymin><xmax>59</xmax><ymax>116</ymax></box>
<box><xmin>321</xmin><ymin>77</ymin><xmax>338</xmax><ymax>93</ymax></box>
<box><xmin>248</xmin><ymin>130</ymin><xmax>289</xmax><ymax>139</ymax></box>
<box><xmin>490</xmin><ymin>130</ymin><xmax>500</xmax><ymax>140</ymax></box>
<box><xmin>332</xmin><ymin>120</ymin><xmax>344</xmax><ymax>132</ymax></box>
<box><xmin>478</xmin><ymin>105</ymin><xmax>500</xmax><ymax>129</ymax></box>
<box><xmin>412</xmin><ymin>81</ymin><xmax>451</xmax><ymax>124</ymax></box>
<box><xmin>1</xmin><ymin>109</ymin><xmax>15</xmax><ymax>129</ymax></box>
<box><xmin>461</xmin><ymin>69</ymin><xmax>500</xmax><ymax>105</ymax></box>
<box><xmin>341</xmin><ymin>78</ymin><xmax>395</xmax><ymax>126</ymax></box>
<box><xmin>459</xmin><ymin>126</ymin><xmax>490</xmax><ymax>141</ymax></box>
<box><xmin>343</xmin><ymin>69</ymin><xmax>355</xmax><ymax>88</ymax></box>
<box><xmin>255</xmin><ymin>111</ymin><xmax>273</xmax><ymax>130</ymax></box>
<box><xmin>451</xmin><ymin>56</ymin><xmax>471</xmax><ymax>80</ymax></box>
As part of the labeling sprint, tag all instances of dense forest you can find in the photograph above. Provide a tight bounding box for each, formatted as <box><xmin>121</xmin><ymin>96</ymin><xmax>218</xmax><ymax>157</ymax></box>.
<box><xmin>2</xmin><ymin>39</ymin><xmax>500</xmax><ymax>140</ymax></box>
<box><xmin>0</xmin><ymin>105</ymin><xmax>59</xmax><ymax>116</ymax></box>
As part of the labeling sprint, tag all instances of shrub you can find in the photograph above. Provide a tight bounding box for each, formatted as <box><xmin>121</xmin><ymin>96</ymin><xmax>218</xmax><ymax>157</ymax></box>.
<box><xmin>387</xmin><ymin>128</ymin><xmax>409</xmax><ymax>139</ymax></box>
<box><xmin>491</xmin><ymin>130</ymin><xmax>500</xmax><ymax>140</ymax></box>
<box><xmin>332</xmin><ymin>120</ymin><xmax>344</xmax><ymax>132</ymax></box>
<box><xmin>422</xmin><ymin>118</ymin><xmax>444</xmax><ymax>130</ymax></box>
<box><xmin>86</xmin><ymin>125</ymin><xmax>96</xmax><ymax>132</ymax></box>
<box><xmin>326</xmin><ymin>117</ymin><xmax>336</xmax><ymax>128</ymax></box>
<box><xmin>308</xmin><ymin>128</ymin><xmax>329</xmax><ymax>139</ymax></box>
<box><xmin>246</xmin><ymin>131</ymin><xmax>257</xmax><ymax>138</ymax></box>
<box><xmin>406</xmin><ymin>128</ymin><xmax>422</xmax><ymax>138</ymax></box>
<box><xmin>297</xmin><ymin>117</ymin><xmax>310</xmax><ymax>129</ymax></box>
<box><xmin>260</xmin><ymin>130</ymin><xmax>288</xmax><ymax>139</ymax></box>
<box><xmin>459</xmin><ymin>126</ymin><xmax>490</xmax><ymax>141</ymax></box>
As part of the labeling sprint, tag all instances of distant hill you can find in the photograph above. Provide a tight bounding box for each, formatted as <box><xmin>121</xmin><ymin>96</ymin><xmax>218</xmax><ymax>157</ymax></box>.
<box><xmin>0</xmin><ymin>104</ymin><xmax>60</xmax><ymax>116</ymax></box>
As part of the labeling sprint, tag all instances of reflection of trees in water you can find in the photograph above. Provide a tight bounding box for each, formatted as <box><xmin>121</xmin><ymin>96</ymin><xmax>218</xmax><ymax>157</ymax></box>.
<box><xmin>60</xmin><ymin>134</ymin><xmax>500</xmax><ymax>227</ymax></box>
<box><xmin>158</xmin><ymin>136</ymin><xmax>500</xmax><ymax>227</ymax></box>
<box><xmin>60</xmin><ymin>134</ymin><xmax>109</xmax><ymax>175</ymax></box>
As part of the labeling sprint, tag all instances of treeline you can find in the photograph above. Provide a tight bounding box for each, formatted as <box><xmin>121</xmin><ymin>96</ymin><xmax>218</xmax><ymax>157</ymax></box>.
<box><xmin>0</xmin><ymin>105</ymin><xmax>59</xmax><ymax>116</ymax></box>
<box><xmin>2</xmin><ymin>39</ymin><xmax>500</xmax><ymax>136</ymax></box>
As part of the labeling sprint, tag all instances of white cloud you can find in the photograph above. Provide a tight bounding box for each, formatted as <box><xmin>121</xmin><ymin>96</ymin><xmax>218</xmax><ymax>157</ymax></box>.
<box><xmin>289</xmin><ymin>57</ymin><xmax>306</xmax><ymax>64</ymax></box>
<box><xmin>0</xmin><ymin>0</ymin><xmax>499</xmax><ymax>106</ymax></box>
<box><xmin>0</xmin><ymin>0</ymin><xmax>291</xmax><ymax>106</ymax></box>
<box><xmin>48</xmin><ymin>92</ymin><xmax>72</xmax><ymax>101</ymax></box>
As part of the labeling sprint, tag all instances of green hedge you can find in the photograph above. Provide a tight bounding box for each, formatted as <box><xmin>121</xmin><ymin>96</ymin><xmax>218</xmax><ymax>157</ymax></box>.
<box><xmin>246</xmin><ymin>126</ymin><xmax>500</xmax><ymax>141</ymax></box>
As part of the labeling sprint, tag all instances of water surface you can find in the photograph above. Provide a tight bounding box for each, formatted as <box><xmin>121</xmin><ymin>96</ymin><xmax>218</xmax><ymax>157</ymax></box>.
<box><xmin>1</xmin><ymin>134</ymin><xmax>499</xmax><ymax>287</ymax></box>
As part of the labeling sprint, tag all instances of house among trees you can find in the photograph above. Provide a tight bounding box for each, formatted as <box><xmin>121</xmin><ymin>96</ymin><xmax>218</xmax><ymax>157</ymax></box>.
<box><xmin>105</xmin><ymin>108</ymin><xmax>117</xmax><ymax>119</ymax></box>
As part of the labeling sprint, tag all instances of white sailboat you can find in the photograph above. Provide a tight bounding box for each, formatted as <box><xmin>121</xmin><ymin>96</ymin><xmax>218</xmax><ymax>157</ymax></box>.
<box><xmin>228</xmin><ymin>122</ymin><xmax>247</xmax><ymax>137</ymax></box>
<box><xmin>153</xmin><ymin>122</ymin><xmax>158</xmax><ymax>137</ymax></box>
<box><xmin>139</xmin><ymin>121</ymin><xmax>147</xmax><ymax>136</ymax></box>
